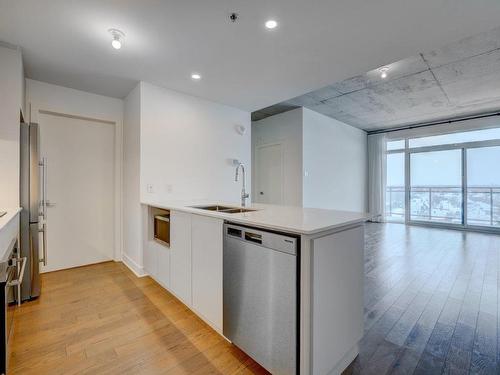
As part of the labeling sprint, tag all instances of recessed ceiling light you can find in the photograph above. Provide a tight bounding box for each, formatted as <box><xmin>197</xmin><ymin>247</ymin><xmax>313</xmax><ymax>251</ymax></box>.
<box><xmin>108</xmin><ymin>28</ymin><xmax>125</xmax><ymax>50</ymax></box>
<box><xmin>265</xmin><ymin>20</ymin><xmax>278</xmax><ymax>29</ymax></box>
<box><xmin>379</xmin><ymin>66</ymin><xmax>389</xmax><ymax>79</ymax></box>
<box><xmin>191</xmin><ymin>73</ymin><xmax>202</xmax><ymax>80</ymax></box>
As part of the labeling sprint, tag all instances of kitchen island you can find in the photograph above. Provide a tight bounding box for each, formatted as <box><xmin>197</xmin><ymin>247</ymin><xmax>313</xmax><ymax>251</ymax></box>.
<box><xmin>0</xmin><ymin>208</ymin><xmax>20</xmax><ymax>374</ymax></box>
<box><xmin>0</xmin><ymin>208</ymin><xmax>20</xmax><ymax>261</ymax></box>
<box><xmin>140</xmin><ymin>200</ymin><xmax>367</xmax><ymax>375</ymax></box>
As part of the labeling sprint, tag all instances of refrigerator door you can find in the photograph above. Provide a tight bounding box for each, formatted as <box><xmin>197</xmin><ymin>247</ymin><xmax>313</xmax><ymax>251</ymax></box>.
<box><xmin>28</xmin><ymin>223</ymin><xmax>41</xmax><ymax>298</ymax></box>
<box><xmin>20</xmin><ymin>123</ymin><xmax>42</xmax><ymax>300</ymax></box>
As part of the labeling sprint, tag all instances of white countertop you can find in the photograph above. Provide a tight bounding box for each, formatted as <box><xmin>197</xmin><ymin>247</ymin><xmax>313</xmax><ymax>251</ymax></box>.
<box><xmin>0</xmin><ymin>208</ymin><xmax>21</xmax><ymax>233</ymax></box>
<box><xmin>142</xmin><ymin>200</ymin><xmax>368</xmax><ymax>235</ymax></box>
<box><xmin>0</xmin><ymin>208</ymin><xmax>21</xmax><ymax>261</ymax></box>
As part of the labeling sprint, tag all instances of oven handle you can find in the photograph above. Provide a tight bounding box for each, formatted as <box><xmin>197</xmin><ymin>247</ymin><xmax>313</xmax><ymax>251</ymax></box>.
<box><xmin>7</xmin><ymin>257</ymin><xmax>27</xmax><ymax>306</ymax></box>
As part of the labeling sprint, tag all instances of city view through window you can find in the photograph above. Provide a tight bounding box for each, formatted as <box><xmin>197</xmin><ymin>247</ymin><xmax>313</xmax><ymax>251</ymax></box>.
<box><xmin>385</xmin><ymin>131</ymin><xmax>500</xmax><ymax>229</ymax></box>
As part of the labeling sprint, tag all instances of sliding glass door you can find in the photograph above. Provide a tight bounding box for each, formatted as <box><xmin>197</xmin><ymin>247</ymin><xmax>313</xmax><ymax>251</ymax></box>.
<box><xmin>410</xmin><ymin>149</ymin><xmax>462</xmax><ymax>225</ymax></box>
<box><xmin>466</xmin><ymin>146</ymin><xmax>500</xmax><ymax>228</ymax></box>
<box><xmin>385</xmin><ymin>127</ymin><xmax>500</xmax><ymax>232</ymax></box>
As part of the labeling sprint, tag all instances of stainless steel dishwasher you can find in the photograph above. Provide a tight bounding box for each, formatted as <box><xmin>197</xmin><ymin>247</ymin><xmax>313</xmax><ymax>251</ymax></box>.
<box><xmin>223</xmin><ymin>223</ymin><xmax>297</xmax><ymax>375</ymax></box>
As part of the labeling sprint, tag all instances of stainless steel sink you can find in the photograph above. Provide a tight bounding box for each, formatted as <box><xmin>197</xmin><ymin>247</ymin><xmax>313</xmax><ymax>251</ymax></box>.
<box><xmin>192</xmin><ymin>205</ymin><xmax>256</xmax><ymax>214</ymax></box>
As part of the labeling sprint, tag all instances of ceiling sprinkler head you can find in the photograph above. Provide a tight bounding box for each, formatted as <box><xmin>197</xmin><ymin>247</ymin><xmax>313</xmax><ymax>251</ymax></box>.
<box><xmin>229</xmin><ymin>13</ymin><xmax>239</xmax><ymax>22</ymax></box>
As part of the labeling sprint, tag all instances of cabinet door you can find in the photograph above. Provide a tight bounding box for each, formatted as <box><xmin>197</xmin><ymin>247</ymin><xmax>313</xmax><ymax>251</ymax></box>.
<box><xmin>143</xmin><ymin>241</ymin><xmax>158</xmax><ymax>278</ymax></box>
<box><xmin>192</xmin><ymin>215</ymin><xmax>223</xmax><ymax>330</ymax></box>
<box><xmin>156</xmin><ymin>243</ymin><xmax>170</xmax><ymax>288</ymax></box>
<box><xmin>169</xmin><ymin>211</ymin><xmax>192</xmax><ymax>305</ymax></box>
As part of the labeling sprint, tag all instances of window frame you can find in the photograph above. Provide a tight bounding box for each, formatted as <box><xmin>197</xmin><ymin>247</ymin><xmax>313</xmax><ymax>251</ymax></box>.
<box><xmin>385</xmin><ymin>132</ymin><xmax>500</xmax><ymax>233</ymax></box>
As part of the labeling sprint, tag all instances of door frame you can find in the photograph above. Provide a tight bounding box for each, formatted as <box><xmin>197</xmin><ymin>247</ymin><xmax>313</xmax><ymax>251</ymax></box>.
<box><xmin>28</xmin><ymin>105</ymin><xmax>123</xmax><ymax>262</ymax></box>
<box><xmin>254</xmin><ymin>142</ymin><xmax>285</xmax><ymax>205</ymax></box>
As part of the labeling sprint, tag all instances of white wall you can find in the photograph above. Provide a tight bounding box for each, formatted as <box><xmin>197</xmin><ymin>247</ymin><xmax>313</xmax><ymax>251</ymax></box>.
<box><xmin>252</xmin><ymin>108</ymin><xmax>303</xmax><ymax>206</ymax></box>
<box><xmin>0</xmin><ymin>45</ymin><xmax>24</xmax><ymax>208</ymax></box>
<box><xmin>122</xmin><ymin>84</ymin><xmax>143</xmax><ymax>272</ymax></box>
<box><xmin>26</xmin><ymin>79</ymin><xmax>124</xmax><ymax>260</ymax></box>
<box><xmin>302</xmin><ymin>108</ymin><xmax>367</xmax><ymax>212</ymax></box>
<box><xmin>140</xmin><ymin>82</ymin><xmax>251</xmax><ymax>203</ymax></box>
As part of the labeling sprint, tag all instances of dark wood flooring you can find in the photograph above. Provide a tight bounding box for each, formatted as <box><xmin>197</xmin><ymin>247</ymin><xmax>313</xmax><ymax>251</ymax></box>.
<box><xmin>345</xmin><ymin>223</ymin><xmax>500</xmax><ymax>375</ymax></box>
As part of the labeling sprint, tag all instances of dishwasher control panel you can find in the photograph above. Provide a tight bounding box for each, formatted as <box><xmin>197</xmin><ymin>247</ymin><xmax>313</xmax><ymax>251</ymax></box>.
<box><xmin>224</xmin><ymin>223</ymin><xmax>297</xmax><ymax>255</ymax></box>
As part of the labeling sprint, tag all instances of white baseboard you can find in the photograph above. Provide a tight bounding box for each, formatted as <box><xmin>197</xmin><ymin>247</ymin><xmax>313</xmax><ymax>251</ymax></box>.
<box><xmin>121</xmin><ymin>253</ymin><xmax>148</xmax><ymax>277</ymax></box>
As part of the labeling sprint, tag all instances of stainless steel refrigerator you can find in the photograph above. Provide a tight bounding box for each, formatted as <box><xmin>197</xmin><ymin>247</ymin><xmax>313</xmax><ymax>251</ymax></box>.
<box><xmin>19</xmin><ymin>123</ymin><xmax>46</xmax><ymax>301</ymax></box>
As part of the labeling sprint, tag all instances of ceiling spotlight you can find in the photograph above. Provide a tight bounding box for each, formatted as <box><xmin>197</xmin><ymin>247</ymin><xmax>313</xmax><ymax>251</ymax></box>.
<box><xmin>191</xmin><ymin>73</ymin><xmax>202</xmax><ymax>80</ymax></box>
<box><xmin>379</xmin><ymin>66</ymin><xmax>389</xmax><ymax>79</ymax></box>
<box><xmin>265</xmin><ymin>20</ymin><xmax>278</xmax><ymax>29</ymax></box>
<box><xmin>108</xmin><ymin>28</ymin><xmax>125</xmax><ymax>50</ymax></box>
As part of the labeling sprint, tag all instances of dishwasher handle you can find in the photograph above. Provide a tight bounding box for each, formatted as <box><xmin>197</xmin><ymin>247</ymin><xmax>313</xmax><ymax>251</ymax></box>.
<box><xmin>244</xmin><ymin>231</ymin><xmax>262</xmax><ymax>244</ymax></box>
<box><xmin>224</xmin><ymin>223</ymin><xmax>297</xmax><ymax>255</ymax></box>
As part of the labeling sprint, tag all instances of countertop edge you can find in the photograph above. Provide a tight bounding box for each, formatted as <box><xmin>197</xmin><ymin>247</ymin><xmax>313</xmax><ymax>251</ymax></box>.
<box><xmin>141</xmin><ymin>201</ymin><xmax>368</xmax><ymax>235</ymax></box>
<box><xmin>0</xmin><ymin>207</ymin><xmax>22</xmax><ymax>233</ymax></box>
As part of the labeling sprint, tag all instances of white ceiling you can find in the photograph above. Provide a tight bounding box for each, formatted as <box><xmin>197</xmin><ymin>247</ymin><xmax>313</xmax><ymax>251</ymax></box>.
<box><xmin>2</xmin><ymin>1</ymin><xmax>500</xmax><ymax>111</ymax></box>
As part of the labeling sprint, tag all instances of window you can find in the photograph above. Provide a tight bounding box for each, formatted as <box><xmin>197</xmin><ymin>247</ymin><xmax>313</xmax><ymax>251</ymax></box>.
<box><xmin>410</xmin><ymin>150</ymin><xmax>462</xmax><ymax>224</ymax></box>
<box><xmin>466</xmin><ymin>146</ymin><xmax>500</xmax><ymax>228</ymax></box>
<box><xmin>409</xmin><ymin>128</ymin><xmax>500</xmax><ymax>148</ymax></box>
<box><xmin>387</xmin><ymin>140</ymin><xmax>405</xmax><ymax>151</ymax></box>
<box><xmin>384</xmin><ymin>125</ymin><xmax>500</xmax><ymax>231</ymax></box>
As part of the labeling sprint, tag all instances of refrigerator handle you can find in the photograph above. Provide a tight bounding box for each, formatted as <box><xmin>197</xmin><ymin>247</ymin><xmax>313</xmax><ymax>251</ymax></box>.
<box><xmin>39</xmin><ymin>225</ymin><xmax>47</xmax><ymax>266</ymax></box>
<box><xmin>39</xmin><ymin>157</ymin><xmax>48</xmax><ymax>266</ymax></box>
<box><xmin>39</xmin><ymin>157</ymin><xmax>46</xmax><ymax>219</ymax></box>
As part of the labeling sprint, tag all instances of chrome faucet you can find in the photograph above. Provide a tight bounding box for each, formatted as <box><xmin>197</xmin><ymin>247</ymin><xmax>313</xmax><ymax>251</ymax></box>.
<box><xmin>235</xmin><ymin>163</ymin><xmax>249</xmax><ymax>207</ymax></box>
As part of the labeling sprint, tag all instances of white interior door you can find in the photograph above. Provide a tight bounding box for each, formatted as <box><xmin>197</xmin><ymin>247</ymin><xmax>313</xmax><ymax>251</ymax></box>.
<box><xmin>255</xmin><ymin>143</ymin><xmax>284</xmax><ymax>204</ymax></box>
<box><xmin>39</xmin><ymin>113</ymin><xmax>115</xmax><ymax>273</ymax></box>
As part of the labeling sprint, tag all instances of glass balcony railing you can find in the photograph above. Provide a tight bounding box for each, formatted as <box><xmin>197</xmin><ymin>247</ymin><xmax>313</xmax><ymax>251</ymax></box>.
<box><xmin>467</xmin><ymin>187</ymin><xmax>500</xmax><ymax>227</ymax></box>
<box><xmin>385</xmin><ymin>185</ymin><xmax>500</xmax><ymax>227</ymax></box>
<box><xmin>385</xmin><ymin>186</ymin><xmax>405</xmax><ymax>221</ymax></box>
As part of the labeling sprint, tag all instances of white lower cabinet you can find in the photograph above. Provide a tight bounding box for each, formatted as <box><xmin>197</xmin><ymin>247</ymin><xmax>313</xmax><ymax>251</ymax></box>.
<box><xmin>145</xmin><ymin>240</ymin><xmax>170</xmax><ymax>288</ymax></box>
<box><xmin>191</xmin><ymin>215</ymin><xmax>223</xmax><ymax>331</ymax></box>
<box><xmin>157</xmin><ymin>244</ymin><xmax>171</xmax><ymax>288</ymax></box>
<box><xmin>144</xmin><ymin>241</ymin><xmax>159</xmax><ymax>279</ymax></box>
<box><xmin>148</xmin><ymin>209</ymin><xmax>223</xmax><ymax>332</ymax></box>
<box><xmin>169</xmin><ymin>211</ymin><xmax>192</xmax><ymax>305</ymax></box>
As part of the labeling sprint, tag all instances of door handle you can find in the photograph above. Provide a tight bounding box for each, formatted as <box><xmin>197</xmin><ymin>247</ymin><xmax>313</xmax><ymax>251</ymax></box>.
<box><xmin>46</xmin><ymin>201</ymin><xmax>56</xmax><ymax>207</ymax></box>
<box><xmin>39</xmin><ymin>224</ymin><xmax>47</xmax><ymax>266</ymax></box>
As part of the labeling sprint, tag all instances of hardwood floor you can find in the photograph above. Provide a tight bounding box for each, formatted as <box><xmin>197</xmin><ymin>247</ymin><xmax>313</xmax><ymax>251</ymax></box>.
<box><xmin>8</xmin><ymin>262</ymin><xmax>268</xmax><ymax>374</ymax></box>
<box><xmin>9</xmin><ymin>223</ymin><xmax>500</xmax><ymax>374</ymax></box>
<box><xmin>346</xmin><ymin>223</ymin><xmax>500</xmax><ymax>375</ymax></box>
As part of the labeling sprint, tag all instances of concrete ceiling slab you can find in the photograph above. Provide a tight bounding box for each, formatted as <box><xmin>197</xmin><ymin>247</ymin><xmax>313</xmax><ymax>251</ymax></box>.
<box><xmin>252</xmin><ymin>26</ymin><xmax>500</xmax><ymax>130</ymax></box>
<box><xmin>423</xmin><ymin>27</ymin><xmax>500</xmax><ymax>68</ymax></box>
<box><xmin>433</xmin><ymin>49</ymin><xmax>500</xmax><ymax>106</ymax></box>
<box><xmin>330</xmin><ymin>55</ymin><xmax>429</xmax><ymax>94</ymax></box>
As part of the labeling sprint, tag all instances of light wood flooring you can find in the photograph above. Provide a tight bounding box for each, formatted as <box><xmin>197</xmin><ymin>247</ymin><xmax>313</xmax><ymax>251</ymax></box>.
<box><xmin>8</xmin><ymin>262</ymin><xmax>268</xmax><ymax>374</ymax></box>
<box><xmin>9</xmin><ymin>223</ymin><xmax>500</xmax><ymax>374</ymax></box>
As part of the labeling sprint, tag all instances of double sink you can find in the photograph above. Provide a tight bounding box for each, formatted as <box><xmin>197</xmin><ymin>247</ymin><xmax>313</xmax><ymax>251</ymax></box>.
<box><xmin>192</xmin><ymin>205</ymin><xmax>256</xmax><ymax>214</ymax></box>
